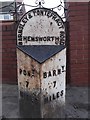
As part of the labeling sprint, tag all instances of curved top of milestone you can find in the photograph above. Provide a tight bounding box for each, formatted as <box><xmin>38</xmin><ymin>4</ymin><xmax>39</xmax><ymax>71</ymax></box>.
<box><xmin>17</xmin><ymin>7</ymin><xmax>66</xmax><ymax>46</ymax></box>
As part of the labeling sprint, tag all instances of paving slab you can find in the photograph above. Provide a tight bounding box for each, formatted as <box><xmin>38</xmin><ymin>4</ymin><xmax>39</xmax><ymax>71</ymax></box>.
<box><xmin>0</xmin><ymin>84</ymin><xmax>89</xmax><ymax>119</ymax></box>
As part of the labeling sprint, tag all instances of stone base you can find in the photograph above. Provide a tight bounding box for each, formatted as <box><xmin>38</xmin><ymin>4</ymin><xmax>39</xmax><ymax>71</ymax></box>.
<box><xmin>19</xmin><ymin>91</ymin><xmax>41</xmax><ymax>118</ymax></box>
<box><xmin>19</xmin><ymin>91</ymin><xmax>65</xmax><ymax>118</ymax></box>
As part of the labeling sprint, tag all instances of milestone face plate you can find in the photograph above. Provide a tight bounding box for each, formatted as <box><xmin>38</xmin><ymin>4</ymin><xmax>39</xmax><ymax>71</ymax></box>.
<box><xmin>17</xmin><ymin>8</ymin><xmax>65</xmax><ymax>45</ymax></box>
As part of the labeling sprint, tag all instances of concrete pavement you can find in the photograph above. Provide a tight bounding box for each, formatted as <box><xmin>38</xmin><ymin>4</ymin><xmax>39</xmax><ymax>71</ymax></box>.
<box><xmin>0</xmin><ymin>84</ymin><xmax>90</xmax><ymax>119</ymax></box>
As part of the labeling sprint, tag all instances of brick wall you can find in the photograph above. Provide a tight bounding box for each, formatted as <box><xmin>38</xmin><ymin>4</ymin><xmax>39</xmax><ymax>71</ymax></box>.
<box><xmin>1</xmin><ymin>21</ymin><xmax>17</xmax><ymax>84</ymax></box>
<box><xmin>67</xmin><ymin>2</ymin><xmax>89</xmax><ymax>86</ymax></box>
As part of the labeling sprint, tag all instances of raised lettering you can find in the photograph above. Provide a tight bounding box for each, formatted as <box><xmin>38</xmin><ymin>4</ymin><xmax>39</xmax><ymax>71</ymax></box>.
<box><xmin>17</xmin><ymin>8</ymin><xmax>65</xmax><ymax>45</ymax></box>
<box><xmin>28</xmin><ymin>12</ymin><xmax>33</xmax><ymax>19</ymax></box>
<box><xmin>35</xmin><ymin>37</ymin><xmax>39</xmax><ymax>41</ymax></box>
<box><xmin>31</xmin><ymin>37</ymin><xmax>35</xmax><ymax>41</ymax></box>
<box><xmin>58</xmin><ymin>69</ymin><xmax>61</xmax><ymax>75</ymax></box>
<box><xmin>59</xmin><ymin>24</ymin><xmax>64</xmax><ymax>29</ymax></box>
<box><xmin>60</xmin><ymin>31</ymin><xmax>65</xmax><ymax>39</ymax></box>
<box><xmin>52</xmin><ymin>14</ymin><xmax>57</xmax><ymax>20</ymax></box>
<box><xmin>43</xmin><ymin>37</ymin><xmax>47</xmax><ymax>41</ymax></box>
<box><xmin>18</xmin><ymin>37</ymin><xmax>22</xmax><ymax>41</ymax></box>
<box><xmin>19</xmin><ymin>69</ymin><xmax>22</xmax><ymax>75</ymax></box>
<box><xmin>18</xmin><ymin>23</ymin><xmax>24</xmax><ymax>29</ymax></box>
<box><xmin>50</xmin><ymin>37</ymin><xmax>54</xmax><ymax>41</ymax></box>
<box><xmin>47</xmin><ymin>36</ymin><xmax>51</xmax><ymax>41</ymax></box>
<box><xmin>39</xmin><ymin>37</ymin><xmax>43</xmax><ymax>41</ymax></box>
<box><xmin>18</xmin><ymin>34</ymin><xmax>22</xmax><ymax>38</ymax></box>
<box><xmin>33</xmin><ymin>10</ymin><xmax>36</xmax><ymax>16</ymax></box>
<box><xmin>60</xmin><ymin>90</ymin><xmax>64</xmax><ymax>97</ymax></box>
<box><xmin>57</xmin><ymin>21</ymin><xmax>62</xmax><ymax>26</ymax></box>
<box><xmin>61</xmin><ymin>66</ymin><xmax>65</xmax><ymax>72</ymax></box>
<box><xmin>48</xmin><ymin>71</ymin><xmax>52</xmax><ymax>77</ymax></box>
<box><xmin>55</xmin><ymin>19</ymin><xmax>60</xmax><ymax>24</ymax></box>
<box><xmin>31</xmin><ymin>69</ymin><xmax>35</xmax><ymax>77</ymax></box>
<box><xmin>55</xmin><ymin>37</ymin><xmax>60</xmax><ymax>45</ymax></box>
<box><xmin>22</xmin><ymin>18</ymin><xmax>27</xmax><ymax>24</ymax></box>
<box><xmin>44</xmin><ymin>9</ymin><xmax>48</xmax><ymax>15</ymax></box>
<box><xmin>60</xmin><ymin>39</ymin><xmax>65</xmax><ymax>45</ymax></box>
<box><xmin>43</xmin><ymin>72</ymin><xmax>47</xmax><ymax>78</ymax></box>
<box><xmin>52</xmin><ymin>94</ymin><xmax>56</xmax><ymax>100</ymax></box>
<box><xmin>47</xmin><ymin>11</ymin><xmax>52</xmax><ymax>18</ymax></box>
<box><xmin>56</xmin><ymin>92</ymin><xmax>60</xmax><ymax>98</ymax></box>
<box><xmin>18</xmin><ymin>29</ymin><xmax>22</xmax><ymax>34</ymax></box>
<box><xmin>37</xmin><ymin>10</ymin><xmax>40</xmax><ymax>15</ymax></box>
<box><xmin>40</xmin><ymin>10</ymin><xmax>44</xmax><ymax>16</ymax></box>
<box><xmin>23</xmin><ymin>70</ymin><xmax>27</xmax><ymax>76</ymax></box>
<box><xmin>24</xmin><ymin>15</ymin><xmax>29</xmax><ymax>21</ymax></box>
<box><xmin>53</xmin><ymin>70</ymin><xmax>56</xmax><ymax>76</ymax></box>
<box><xmin>18</xmin><ymin>42</ymin><xmax>22</xmax><ymax>45</ymax></box>
<box><xmin>44</xmin><ymin>90</ymin><xmax>64</xmax><ymax>103</ymax></box>
<box><xmin>23</xmin><ymin>36</ymin><xmax>27</xmax><ymax>41</ymax></box>
<box><xmin>53</xmin><ymin>81</ymin><xmax>56</xmax><ymax>88</ymax></box>
<box><xmin>26</xmin><ymin>81</ymin><xmax>29</xmax><ymax>88</ymax></box>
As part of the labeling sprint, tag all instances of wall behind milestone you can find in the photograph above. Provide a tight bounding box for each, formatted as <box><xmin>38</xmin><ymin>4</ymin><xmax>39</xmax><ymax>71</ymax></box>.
<box><xmin>1</xmin><ymin>21</ymin><xmax>17</xmax><ymax>84</ymax></box>
<box><xmin>67</xmin><ymin>2</ymin><xmax>89</xmax><ymax>86</ymax></box>
<box><xmin>1</xmin><ymin>2</ymin><xmax>89</xmax><ymax>86</ymax></box>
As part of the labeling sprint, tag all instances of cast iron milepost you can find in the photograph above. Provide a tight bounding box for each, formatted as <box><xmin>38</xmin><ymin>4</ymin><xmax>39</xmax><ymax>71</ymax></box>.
<box><xmin>17</xmin><ymin>0</ymin><xmax>66</xmax><ymax>118</ymax></box>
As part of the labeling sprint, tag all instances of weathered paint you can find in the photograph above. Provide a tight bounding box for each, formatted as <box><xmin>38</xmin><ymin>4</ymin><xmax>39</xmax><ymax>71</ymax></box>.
<box><xmin>17</xmin><ymin>48</ymin><xmax>41</xmax><ymax>92</ymax></box>
<box><xmin>17</xmin><ymin>8</ymin><xmax>65</xmax><ymax>46</ymax></box>
<box><xmin>41</xmin><ymin>48</ymin><xmax>66</xmax><ymax>118</ymax></box>
<box><xmin>17</xmin><ymin>47</ymin><xmax>66</xmax><ymax>118</ymax></box>
<box><xmin>17</xmin><ymin>7</ymin><xmax>66</xmax><ymax>118</ymax></box>
<box><xmin>17</xmin><ymin>48</ymin><xmax>41</xmax><ymax>118</ymax></box>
